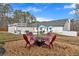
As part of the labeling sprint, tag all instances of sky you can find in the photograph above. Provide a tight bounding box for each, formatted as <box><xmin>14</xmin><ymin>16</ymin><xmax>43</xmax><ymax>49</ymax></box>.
<box><xmin>10</xmin><ymin>3</ymin><xmax>76</xmax><ymax>22</ymax></box>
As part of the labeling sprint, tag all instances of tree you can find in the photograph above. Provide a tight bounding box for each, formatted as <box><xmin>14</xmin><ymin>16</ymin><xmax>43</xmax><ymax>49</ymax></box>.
<box><xmin>13</xmin><ymin>11</ymin><xmax>37</xmax><ymax>24</ymax></box>
<box><xmin>0</xmin><ymin>3</ymin><xmax>13</xmax><ymax>31</ymax></box>
<box><xmin>71</xmin><ymin>4</ymin><xmax>79</xmax><ymax>31</ymax></box>
<box><xmin>8</xmin><ymin>17</ymin><xmax>14</xmax><ymax>24</ymax></box>
<box><xmin>25</xmin><ymin>12</ymin><xmax>37</xmax><ymax>23</ymax></box>
<box><xmin>30</xmin><ymin>15</ymin><xmax>37</xmax><ymax>23</ymax></box>
<box><xmin>13</xmin><ymin>10</ymin><xmax>22</xmax><ymax>23</ymax></box>
<box><xmin>0</xmin><ymin>3</ymin><xmax>13</xmax><ymax>21</ymax></box>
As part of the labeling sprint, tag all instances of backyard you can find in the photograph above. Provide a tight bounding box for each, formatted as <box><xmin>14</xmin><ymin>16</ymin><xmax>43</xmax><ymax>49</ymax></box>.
<box><xmin>0</xmin><ymin>32</ymin><xmax>79</xmax><ymax>56</ymax></box>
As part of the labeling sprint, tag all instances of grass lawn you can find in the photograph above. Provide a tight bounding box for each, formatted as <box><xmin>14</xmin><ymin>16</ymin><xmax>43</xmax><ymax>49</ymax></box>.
<box><xmin>0</xmin><ymin>32</ymin><xmax>79</xmax><ymax>56</ymax></box>
<box><xmin>0</xmin><ymin>32</ymin><xmax>21</xmax><ymax>43</ymax></box>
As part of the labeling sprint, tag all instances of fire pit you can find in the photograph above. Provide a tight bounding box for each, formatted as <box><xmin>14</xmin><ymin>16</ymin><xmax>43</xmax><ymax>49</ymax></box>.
<box><xmin>35</xmin><ymin>37</ymin><xmax>44</xmax><ymax>47</ymax></box>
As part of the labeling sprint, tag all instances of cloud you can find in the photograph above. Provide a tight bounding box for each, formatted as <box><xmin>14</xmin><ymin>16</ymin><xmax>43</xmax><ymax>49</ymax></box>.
<box><xmin>64</xmin><ymin>3</ymin><xmax>79</xmax><ymax>15</ymax></box>
<box><xmin>23</xmin><ymin>4</ymin><xmax>50</xmax><ymax>13</ymax></box>
<box><xmin>34</xmin><ymin>3</ymin><xmax>49</xmax><ymax>10</ymax></box>
<box><xmin>64</xmin><ymin>4</ymin><xmax>76</xmax><ymax>9</ymax></box>
<box><xmin>23</xmin><ymin>7</ymin><xmax>41</xmax><ymax>12</ymax></box>
<box><xmin>64</xmin><ymin>3</ymin><xmax>79</xmax><ymax>9</ymax></box>
<box><xmin>36</xmin><ymin>17</ymin><xmax>55</xmax><ymax>22</ymax></box>
<box><xmin>69</xmin><ymin>10</ymin><xmax>79</xmax><ymax>14</ymax></box>
<box><xmin>69</xmin><ymin>10</ymin><xmax>75</xmax><ymax>14</ymax></box>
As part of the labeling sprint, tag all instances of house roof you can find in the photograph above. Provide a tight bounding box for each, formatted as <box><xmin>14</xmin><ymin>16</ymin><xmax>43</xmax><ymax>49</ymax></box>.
<box><xmin>8</xmin><ymin>19</ymin><xmax>68</xmax><ymax>27</ymax></box>
<box><xmin>28</xmin><ymin>19</ymin><xmax>68</xmax><ymax>27</ymax></box>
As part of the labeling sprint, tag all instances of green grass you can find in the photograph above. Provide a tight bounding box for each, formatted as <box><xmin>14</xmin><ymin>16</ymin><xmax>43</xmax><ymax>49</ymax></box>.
<box><xmin>0</xmin><ymin>32</ymin><xmax>20</xmax><ymax>43</ymax></box>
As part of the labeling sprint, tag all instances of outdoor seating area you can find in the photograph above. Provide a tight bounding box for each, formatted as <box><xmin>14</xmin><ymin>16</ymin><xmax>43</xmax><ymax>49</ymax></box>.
<box><xmin>0</xmin><ymin>32</ymin><xmax>79</xmax><ymax>56</ymax></box>
<box><xmin>1</xmin><ymin>3</ymin><xmax>79</xmax><ymax>56</ymax></box>
<box><xmin>23</xmin><ymin>32</ymin><xmax>56</xmax><ymax>49</ymax></box>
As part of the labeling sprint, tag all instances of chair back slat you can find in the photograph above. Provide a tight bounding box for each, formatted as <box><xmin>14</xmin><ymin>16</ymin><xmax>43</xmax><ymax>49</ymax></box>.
<box><xmin>50</xmin><ymin>35</ymin><xmax>56</xmax><ymax>44</ymax></box>
<box><xmin>23</xmin><ymin>34</ymin><xmax>30</xmax><ymax>44</ymax></box>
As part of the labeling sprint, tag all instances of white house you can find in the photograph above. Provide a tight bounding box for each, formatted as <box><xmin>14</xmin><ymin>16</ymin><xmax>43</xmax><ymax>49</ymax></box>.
<box><xmin>8</xmin><ymin>19</ymin><xmax>78</xmax><ymax>36</ymax></box>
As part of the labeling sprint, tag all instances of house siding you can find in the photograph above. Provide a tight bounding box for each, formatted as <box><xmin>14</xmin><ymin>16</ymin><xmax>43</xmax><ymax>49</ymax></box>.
<box><xmin>8</xmin><ymin>25</ymin><xmax>36</xmax><ymax>34</ymax></box>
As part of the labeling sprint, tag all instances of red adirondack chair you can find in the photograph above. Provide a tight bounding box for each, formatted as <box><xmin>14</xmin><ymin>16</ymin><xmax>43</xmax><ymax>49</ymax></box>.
<box><xmin>23</xmin><ymin>32</ymin><xmax>36</xmax><ymax>48</ymax></box>
<box><xmin>23</xmin><ymin>34</ymin><xmax>31</xmax><ymax>48</ymax></box>
<box><xmin>43</xmin><ymin>32</ymin><xmax>56</xmax><ymax>49</ymax></box>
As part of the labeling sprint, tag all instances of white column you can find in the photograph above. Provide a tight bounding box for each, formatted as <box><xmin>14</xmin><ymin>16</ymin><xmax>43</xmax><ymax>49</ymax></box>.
<box><xmin>68</xmin><ymin>19</ymin><xmax>71</xmax><ymax>31</ymax></box>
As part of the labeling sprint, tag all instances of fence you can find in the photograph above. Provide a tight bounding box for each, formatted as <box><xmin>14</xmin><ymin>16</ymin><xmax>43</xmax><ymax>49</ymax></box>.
<box><xmin>54</xmin><ymin>31</ymin><xmax>77</xmax><ymax>36</ymax></box>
